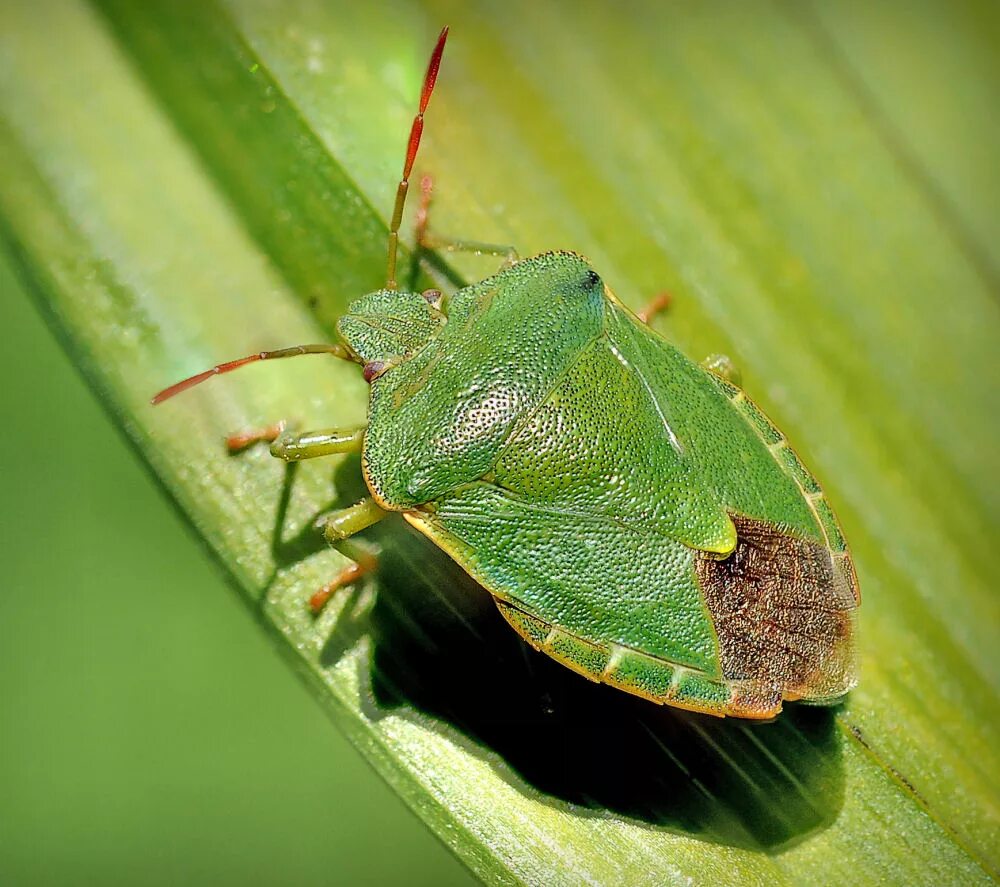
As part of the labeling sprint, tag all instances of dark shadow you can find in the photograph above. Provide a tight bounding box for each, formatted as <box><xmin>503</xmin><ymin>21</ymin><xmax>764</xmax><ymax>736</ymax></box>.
<box><xmin>296</xmin><ymin>455</ymin><xmax>848</xmax><ymax>851</ymax></box>
<box><xmin>257</xmin><ymin>454</ymin><xmax>846</xmax><ymax>850</ymax></box>
<box><xmin>267</xmin><ymin>461</ymin><xmax>327</xmax><ymax>566</ymax></box>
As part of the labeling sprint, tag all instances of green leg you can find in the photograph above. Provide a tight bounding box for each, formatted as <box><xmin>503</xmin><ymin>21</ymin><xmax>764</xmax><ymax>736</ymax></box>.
<box><xmin>227</xmin><ymin>423</ymin><xmax>365</xmax><ymax>458</ymax></box>
<box><xmin>269</xmin><ymin>427</ymin><xmax>364</xmax><ymax>462</ymax></box>
<box><xmin>318</xmin><ymin>497</ymin><xmax>387</xmax><ymax>543</ymax></box>
<box><xmin>416</xmin><ymin>173</ymin><xmax>520</xmax><ymax>272</ymax></box>
<box><xmin>231</xmin><ymin>425</ymin><xmax>383</xmax><ymax>611</ymax></box>
<box><xmin>309</xmin><ymin>497</ymin><xmax>388</xmax><ymax>613</ymax></box>
<box><xmin>422</xmin><ymin>234</ymin><xmax>521</xmax><ymax>270</ymax></box>
<box><xmin>701</xmin><ymin>353</ymin><xmax>742</xmax><ymax>386</ymax></box>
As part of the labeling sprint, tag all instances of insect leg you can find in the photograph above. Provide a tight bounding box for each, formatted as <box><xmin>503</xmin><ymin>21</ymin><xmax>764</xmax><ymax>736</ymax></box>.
<box><xmin>701</xmin><ymin>353</ymin><xmax>742</xmax><ymax>386</ymax></box>
<box><xmin>636</xmin><ymin>292</ymin><xmax>673</xmax><ymax>325</ymax></box>
<box><xmin>310</xmin><ymin>498</ymin><xmax>387</xmax><ymax>613</ymax></box>
<box><xmin>309</xmin><ymin>539</ymin><xmax>379</xmax><ymax>613</ymax></box>
<box><xmin>268</xmin><ymin>426</ymin><xmax>365</xmax><ymax>462</ymax></box>
<box><xmin>226</xmin><ymin>420</ymin><xmax>288</xmax><ymax>453</ymax></box>
<box><xmin>424</xmin><ymin>235</ymin><xmax>521</xmax><ymax>271</ymax></box>
<box><xmin>416</xmin><ymin>174</ymin><xmax>520</xmax><ymax>271</ymax></box>
<box><xmin>319</xmin><ymin>497</ymin><xmax>387</xmax><ymax>543</ymax></box>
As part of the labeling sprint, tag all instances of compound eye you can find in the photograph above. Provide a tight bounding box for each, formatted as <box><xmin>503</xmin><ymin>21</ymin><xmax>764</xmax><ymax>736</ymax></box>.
<box><xmin>363</xmin><ymin>360</ymin><xmax>388</xmax><ymax>383</ymax></box>
<box><xmin>421</xmin><ymin>288</ymin><xmax>443</xmax><ymax>309</ymax></box>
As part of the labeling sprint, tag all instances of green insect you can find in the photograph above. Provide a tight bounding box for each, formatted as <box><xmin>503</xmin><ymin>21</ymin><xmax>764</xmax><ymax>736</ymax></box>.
<box><xmin>154</xmin><ymin>28</ymin><xmax>859</xmax><ymax>719</ymax></box>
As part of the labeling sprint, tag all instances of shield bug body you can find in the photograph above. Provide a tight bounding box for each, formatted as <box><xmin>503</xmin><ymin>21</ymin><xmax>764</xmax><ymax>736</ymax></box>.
<box><xmin>154</xmin><ymin>28</ymin><xmax>859</xmax><ymax>719</ymax></box>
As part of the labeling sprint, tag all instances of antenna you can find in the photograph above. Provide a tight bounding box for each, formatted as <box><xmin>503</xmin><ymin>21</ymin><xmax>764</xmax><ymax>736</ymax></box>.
<box><xmin>385</xmin><ymin>26</ymin><xmax>449</xmax><ymax>290</ymax></box>
<box><xmin>152</xmin><ymin>29</ymin><xmax>450</xmax><ymax>406</ymax></box>
<box><xmin>151</xmin><ymin>343</ymin><xmax>353</xmax><ymax>405</ymax></box>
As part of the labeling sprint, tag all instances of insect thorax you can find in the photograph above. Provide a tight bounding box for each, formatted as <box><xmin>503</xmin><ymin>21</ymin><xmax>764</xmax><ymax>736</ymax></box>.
<box><xmin>351</xmin><ymin>252</ymin><xmax>606</xmax><ymax>510</ymax></box>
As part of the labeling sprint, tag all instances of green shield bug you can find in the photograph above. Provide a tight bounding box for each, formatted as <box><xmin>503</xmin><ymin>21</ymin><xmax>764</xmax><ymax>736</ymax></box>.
<box><xmin>153</xmin><ymin>28</ymin><xmax>859</xmax><ymax>719</ymax></box>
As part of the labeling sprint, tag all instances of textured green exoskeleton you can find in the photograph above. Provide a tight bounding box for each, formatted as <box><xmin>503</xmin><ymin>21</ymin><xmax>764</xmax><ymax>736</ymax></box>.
<box><xmin>343</xmin><ymin>252</ymin><xmax>859</xmax><ymax>718</ymax></box>
<box><xmin>154</xmin><ymin>29</ymin><xmax>858</xmax><ymax>719</ymax></box>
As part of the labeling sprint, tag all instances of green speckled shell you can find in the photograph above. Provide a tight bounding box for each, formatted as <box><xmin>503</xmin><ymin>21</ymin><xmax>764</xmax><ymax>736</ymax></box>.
<box><xmin>338</xmin><ymin>252</ymin><xmax>858</xmax><ymax>716</ymax></box>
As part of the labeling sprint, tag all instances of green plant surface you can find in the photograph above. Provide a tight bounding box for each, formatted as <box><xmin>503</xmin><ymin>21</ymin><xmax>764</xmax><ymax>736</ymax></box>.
<box><xmin>0</xmin><ymin>251</ymin><xmax>473</xmax><ymax>886</ymax></box>
<box><xmin>0</xmin><ymin>1</ymin><xmax>996</xmax><ymax>885</ymax></box>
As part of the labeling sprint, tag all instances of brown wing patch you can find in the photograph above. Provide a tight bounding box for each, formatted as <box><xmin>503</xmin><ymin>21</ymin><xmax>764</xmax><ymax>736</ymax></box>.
<box><xmin>696</xmin><ymin>513</ymin><xmax>857</xmax><ymax>703</ymax></box>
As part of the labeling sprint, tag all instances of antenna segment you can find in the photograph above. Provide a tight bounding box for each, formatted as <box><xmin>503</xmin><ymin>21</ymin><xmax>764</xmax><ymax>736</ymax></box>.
<box><xmin>385</xmin><ymin>26</ymin><xmax>449</xmax><ymax>289</ymax></box>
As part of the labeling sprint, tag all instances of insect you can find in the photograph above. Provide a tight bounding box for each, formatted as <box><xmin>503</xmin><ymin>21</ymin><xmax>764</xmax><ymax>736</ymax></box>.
<box><xmin>154</xmin><ymin>28</ymin><xmax>859</xmax><ymax>719</ymax></box>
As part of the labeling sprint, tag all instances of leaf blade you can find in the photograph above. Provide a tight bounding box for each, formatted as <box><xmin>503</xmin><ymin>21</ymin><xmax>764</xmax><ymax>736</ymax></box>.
<box><xmin>0</xmin><ymin>1</ymin><xmax>996</xmax><ymax>884</ymax></box>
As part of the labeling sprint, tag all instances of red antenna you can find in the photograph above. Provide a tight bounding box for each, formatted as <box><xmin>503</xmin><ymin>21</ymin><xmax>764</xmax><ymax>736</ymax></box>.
<box><xmin>151</xmin><ymin>28</ymin><xmax>449</xmax><ymax>406</ymax></box>
<box><xmin>385</xmin><ymin>26</ymin><xmax>449</xmax><ymax>290</ymax></box>
<box><xmin>151</xmin><ymin>343</ymin><xmax>352</xmax><ymax>405</ymax></box>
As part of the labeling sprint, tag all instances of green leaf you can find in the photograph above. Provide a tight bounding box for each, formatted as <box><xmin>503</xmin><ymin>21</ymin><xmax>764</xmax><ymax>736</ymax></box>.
<box><xmin>1</xmin><ymin>1</ymin><xmax>996</xmax><ymax>883</ymax></box>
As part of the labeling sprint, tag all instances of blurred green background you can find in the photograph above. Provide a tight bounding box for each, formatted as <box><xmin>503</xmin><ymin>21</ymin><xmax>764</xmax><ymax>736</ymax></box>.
<box><xmin>0</xmin><ymin>249</ymin><xmax>473</xmax><ymax>884</ymax></box>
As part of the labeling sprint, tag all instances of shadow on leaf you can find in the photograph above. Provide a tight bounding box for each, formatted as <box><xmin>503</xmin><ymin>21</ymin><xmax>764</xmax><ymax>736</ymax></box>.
<box><xmin>301</xmin><ymin>458</ymin><xmax>846</xmax><ymax>851</ymax></box>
